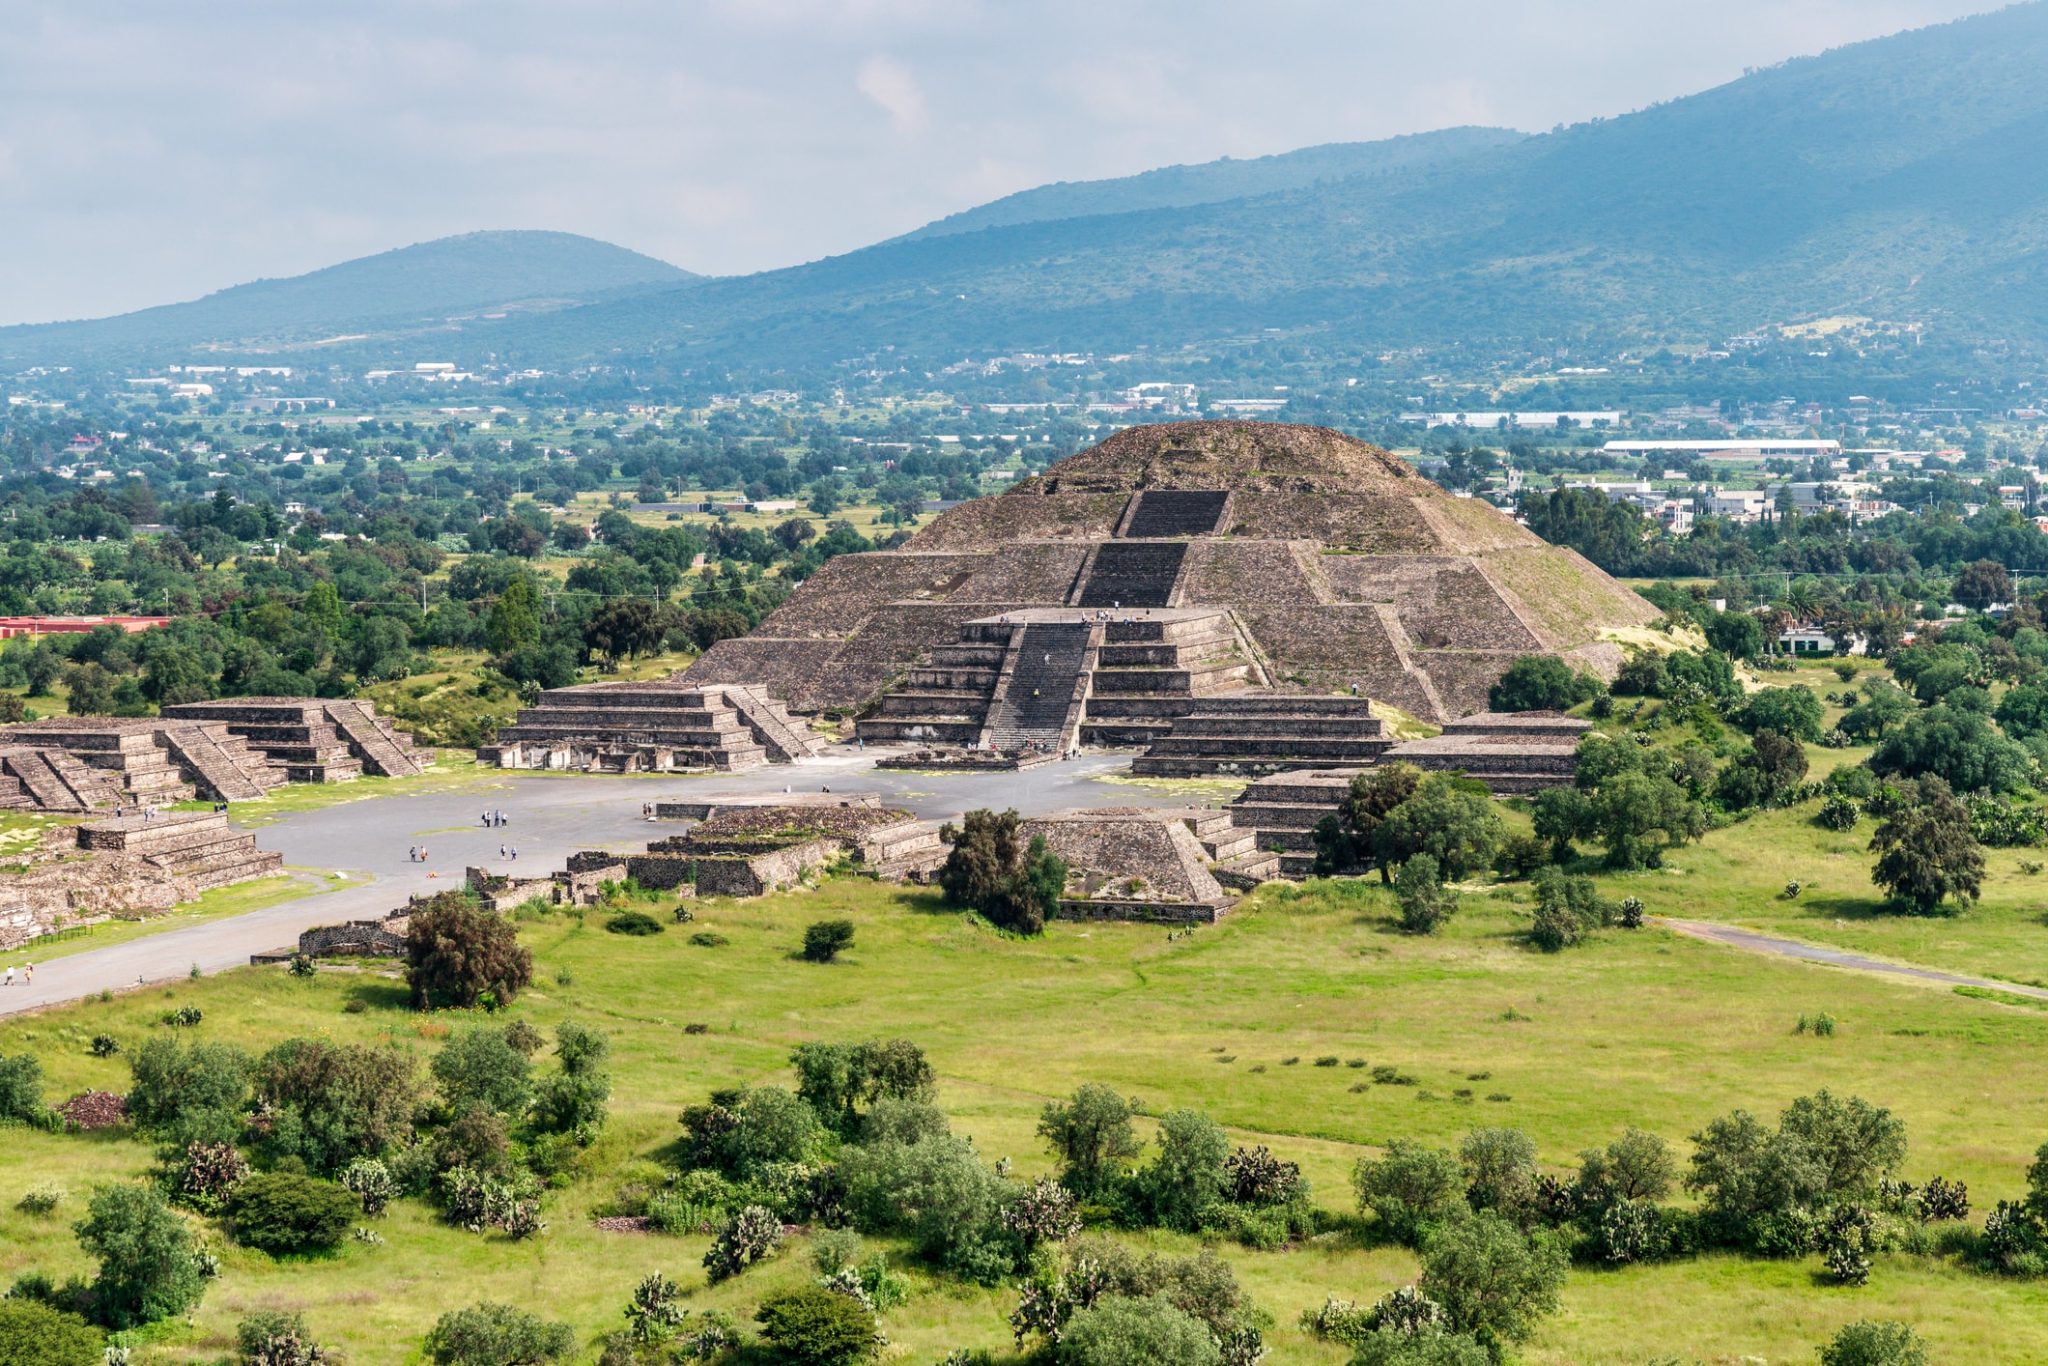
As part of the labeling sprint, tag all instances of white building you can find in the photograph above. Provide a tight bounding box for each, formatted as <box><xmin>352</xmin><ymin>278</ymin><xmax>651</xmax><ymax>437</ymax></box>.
<box><xmin>1706</xmin><ymin>490</ymin><xmax>1772</xmax><ymax>523</ymax></box>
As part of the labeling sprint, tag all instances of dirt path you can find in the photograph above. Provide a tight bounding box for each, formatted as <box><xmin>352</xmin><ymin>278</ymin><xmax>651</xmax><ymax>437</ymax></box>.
<box><xmin>1659</xmin><ymin>917</ymin><xmax>2048</xmax><ymax>1002</ymax></box>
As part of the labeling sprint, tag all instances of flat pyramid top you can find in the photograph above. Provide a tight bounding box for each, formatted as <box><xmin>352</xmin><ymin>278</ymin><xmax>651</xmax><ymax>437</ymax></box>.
<box><xmin>1032</xmin><ymin>420</ymin><xmax>1423</xmax><ymax>493</ymax></box>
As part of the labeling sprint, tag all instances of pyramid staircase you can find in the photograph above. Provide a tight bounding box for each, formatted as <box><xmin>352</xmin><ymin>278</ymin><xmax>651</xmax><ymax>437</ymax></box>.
<box><xmin>160</xmin><ymin>724</ymin><xmax>287</xmax><ymax>801</ymax></box>
<box><xmin>321</xmin><ymin>700</ymin><xmax>430</xmax><ymax>777</ymax></box>
<box><xmin>1130</xmin><ymin>695</ymin><xmax>1396</xmax><ymax>777</ymax></box>
<box><xmin>482</xmin><ymin>682</ymin><xmax>810</xmax><ymax>772</ymax></box>
<box><xmin>0</xmin><ymin>744</ymin><xmax>125</xmax><ymax>813</ymax></box>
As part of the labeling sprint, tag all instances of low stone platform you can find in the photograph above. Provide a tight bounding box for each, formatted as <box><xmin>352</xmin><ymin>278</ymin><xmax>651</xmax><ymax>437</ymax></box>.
<box><xmin>1129</xmin><ymin>694</ymin><xmax>1395</xmax><ymax>777</ymax></box>
<box><xmin>570</xmin><ymin>801</ymin><xmax>915</xmax><ymax>898</ymax></box>
<box><xmin>870</xmin><ymin>747</ymin><xmax>1060</xmax><ymax>773</ymax></box>
<box><xmin>482</xmin><ymin>682</ymin><xmax>822</xmax><ymax>773</ymax></box>
<box><xmin>2</xmin><ymin>811</ymin><xmax>282</xmax><ymax>950</ymax></box>
<box><xmin>1384</xmin><ymin>711</ymin><xmax>1587</xmax><ymax>794</ymax></box>
<box><xmin>0</xmin><ymin>743</ymin><xmax>125</xmax><ymax>813</ymax></box>
<box><xmin>0</xmin><ymin>717</ymin><xmax>286</xmax><ymax>804</ymax></box>
<box><xmin>1021</xmin><ymin>807</ymin><xmax>1240</xmax><ymax>920</ymax></box>
<box><xmin>160</xmin><ymin>697</ymin><xmax>429</xmax><ymax>780</ymax></box>
<box><xmin>652</xmin><ymin>792</ymin><xmax>884</xmax><ymax>821</ymax></box>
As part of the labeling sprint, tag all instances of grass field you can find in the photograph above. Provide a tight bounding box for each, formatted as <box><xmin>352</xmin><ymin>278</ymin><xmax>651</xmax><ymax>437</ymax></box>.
<box><xmin>0</xmin><ymin>872</ymin><xmax>342</xmax><ymax>972</ymax></box>
<box><xmin>5</xmin><ymin>875</ymin><xmax>2048</xmax><ymax>1363</ymax></box>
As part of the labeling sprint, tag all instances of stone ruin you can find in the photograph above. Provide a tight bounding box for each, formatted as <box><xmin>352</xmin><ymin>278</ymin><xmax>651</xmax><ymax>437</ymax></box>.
<box><xmin>261</xmin><ymin>863</ymin><xmax>628</xmax><ymax>964</ymax></box>
<box><xmin>1021</xmin><ymin>807</ymin><xmax>1248</xmax><ymax>923</ymax></box>
<box><xmin>480</xmin><ymin>682</ymin><xmax>824</xmax><ymax>773</ymax></box>
<box><xmin>0</xmin><ymin>696</ymin><xmax>427</xmax><ymax>813</ymax></box>
<box><xmin>679</xmin><ymin>421</ymin><xmax>1657</xmax><ymax>761</ymax></box>
<box><xmin>568</xmin><ymin>798</ymin><xmax>946</xmax><ymax>897</ymax></box>
<box><xmin>159</xmin><ymin>697</ymin><xmax>430</xmax><ymax>780</ymax></box>
<box><xmin>0</xmin><ymin>810</ymin><xmax>283</xmax><ymax>950</ymax></box>
<box><xmin>463</xmin><ymin>861</ymin><xmax>625</xmax><ymax>913</ymax></box>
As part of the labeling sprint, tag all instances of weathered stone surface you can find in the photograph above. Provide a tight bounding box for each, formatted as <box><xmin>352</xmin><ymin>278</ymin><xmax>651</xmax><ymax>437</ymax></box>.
<box><xmin>481</xmin><ymin>682</ymin><xmax>820</xmax><ymax>772</ymax></box>
<box><xmin>682</xmin><ymin>421</ymin><xmax>1656</xmax><ymax>725</ymax></box>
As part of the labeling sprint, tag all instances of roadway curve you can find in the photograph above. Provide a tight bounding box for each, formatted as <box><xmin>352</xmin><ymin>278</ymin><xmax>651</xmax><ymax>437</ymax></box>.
<box><xmin>1659</xmin><ymin>917</ymin><xmax>2048</xmax><ymax>1001</ymax></box>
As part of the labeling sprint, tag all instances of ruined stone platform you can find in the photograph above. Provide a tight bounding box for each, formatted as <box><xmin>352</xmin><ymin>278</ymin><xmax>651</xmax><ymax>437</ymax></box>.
<box><xmin>0</xmin><ymin>717</ymin><xmax>284</xmax><ymax>804</ymax></box>
<box><xmin>1383</xmin><ymin>712</ymin><xmax>1588</xmax><ymax>793</ymax></box>
<box><xmin>1021</xmin><ymin>806</ymin><xmax>1241</xmax><ymax>922</ymax></box>
<box><xmin>160</xmin><ymin>697</ymin><xmax>429</xmax><ymax>781</ymax></box>
<box><xmin>482</xmin><ymin>682</ymin><xmax>821</xmax><ymax>773</ymax></box>
<box><xmin>1129</xmin><ymin>693</ymin><xmax>1395</xmax><ymax>777</ymax></box>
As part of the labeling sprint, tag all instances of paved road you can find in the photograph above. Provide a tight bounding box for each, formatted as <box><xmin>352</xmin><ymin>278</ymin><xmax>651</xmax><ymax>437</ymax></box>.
<box><xmin>0</xmin><ymin>749</ymin><xmax>1172</xmax><ymax>1018</ymax></box>
<box><xmin>1660</xmin><ymin>917</ymin><xmax>2048</xmax><ymax>1001</ymax></box>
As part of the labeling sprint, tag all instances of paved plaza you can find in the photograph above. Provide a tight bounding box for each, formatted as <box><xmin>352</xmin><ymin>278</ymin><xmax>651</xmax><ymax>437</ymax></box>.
<box><xmin>0</xmin><ymin>748</ymin><xmax>1183</xmax><ymax>1016</ymax></box>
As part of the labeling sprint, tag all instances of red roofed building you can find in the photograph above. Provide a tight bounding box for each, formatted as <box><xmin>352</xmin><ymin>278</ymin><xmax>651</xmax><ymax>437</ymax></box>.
<box><xmin>0</xmin><ymin>615</ymin><xmax>175</xmax><ymax>639</ymax></box>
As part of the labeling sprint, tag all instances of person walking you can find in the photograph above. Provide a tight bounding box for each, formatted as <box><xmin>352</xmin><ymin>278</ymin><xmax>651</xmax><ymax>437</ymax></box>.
<box><xmin>3</xmin><ymin>966</ymin><xmax>13</xmax><ymax>988</ymax></box>
<box><xmin>21</xmin><ymin>963</ymin><xmax>30</xmax><ymax>985</ymax></box>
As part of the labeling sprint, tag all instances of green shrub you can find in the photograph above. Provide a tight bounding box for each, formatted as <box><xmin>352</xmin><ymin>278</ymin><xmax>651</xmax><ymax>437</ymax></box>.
<box><xmin>754</xmin><ymin>1285</ymin><xmax>879</xmax><ymax>1365</ymax></box>
<box><xmin>73</xmin><ymin>1183</ymin><xmax>206</xmax><ymax>1328</ymax></box>
<box><xmin>125</xmin><ymin>1037</ymin><xmax>251</xmax><ymax>1147</ymax></box>
<box><xmin>236</xmin><ymin>1308</ymin><xmax>334</xmax><ymax>1365</ymax></box>
<box><xmin>229</xmin><ymin>1172</ymin><xmax>358</xmax><ymax>1256</ymax></box>
<box><xmin>604</xmin><ymin>911</ymin><xmax>665</xmax><ymax>937</ymax></box>
<box><xmin>801</xmin><ymin>919</ymin><xmax>857</xmax><ymax>963</ymax></box>
<box><xmin>16</xmin><ymin>1181</ymin><xmax>66</xmax><ymax>1215</ymax></box>
<box><xmin>1818</xmin><ymin>1320</ymin><xmax>1927</xmax><ymax>1366</ymax></box>
<box><xmin>1056</xmin><ymin>1295</ymin><xmax>1220</xmax><ymax>1366</ymax></box>
<box><xmin>0</xmin><ymin>1298</ymin><xmax>104</xmax><ymax>1366</ymax></box>
<box><xmin>0</xmin><ymin>1053</ymin><xmax>56</xmax><ymax>1130</ymax></box>
<box><xmin>341</xmin><ymin>1157</ymin><xmax>397</xmax><ymax>1216</ymax></box>
<box><xmin>703</xmin><ymin>1205</ymin><xmax>784</xmax><ymax>1282</ymax></box>
<box><xmin>689</xmin><ymin>931</ymin><xmax>729</xmax><ymax>948</ymax></box>
<box><xmin>1417</xmin><ymin>1211</ymin><xmax>1567</xmax><ymax>1347</ymax></box>
<box><xmin>423</xmin><ymin>1303</ymin><xmax>575</xmax><ymax>1365</ymax></box>
<box><xmin>1353</xmin><ymin>1141</ymin><xmax>1467</xmax><ymax>1245</ymax></box>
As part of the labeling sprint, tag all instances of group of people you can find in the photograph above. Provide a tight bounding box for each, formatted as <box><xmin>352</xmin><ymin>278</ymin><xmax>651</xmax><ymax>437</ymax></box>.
<box><xmin>480</xmin><ymin>810</ymin><xmax>509</xmax><ymax>828</ymax></box>
<box><xmin>407</xmin><ymin>846</ymin><xmax>429</xmax><ymax>862</ymax></box>
<box><xmin>498</xmin><ymin>844</ymin><xmax>518</xmax><ymax>861</ymax></box>
<box><xmin>1</xmin><ymin>962</ymin><xmax>32</xmax><ymax>987</ymax></box>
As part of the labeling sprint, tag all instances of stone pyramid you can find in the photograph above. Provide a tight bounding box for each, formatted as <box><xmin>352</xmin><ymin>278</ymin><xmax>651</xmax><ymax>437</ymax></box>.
<box><xmin>682</xmin><ymin>420</ymin><xmax>1658</xmax><ymax>725</ymax></box>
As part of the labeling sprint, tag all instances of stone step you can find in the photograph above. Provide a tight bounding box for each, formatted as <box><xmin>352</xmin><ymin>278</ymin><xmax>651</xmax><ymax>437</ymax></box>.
<box><xmin>1227</xmin><ymin>801</ymin><xmax>1343</xmax><ymax>831</ymax></box>
<box><xmin>1143</xmin><ymin>736</ymin><xmax>1395</xmax><ymax>760</ymax></box>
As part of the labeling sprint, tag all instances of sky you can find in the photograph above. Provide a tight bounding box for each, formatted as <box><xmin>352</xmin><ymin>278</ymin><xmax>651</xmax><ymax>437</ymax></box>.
<box><xmin>0</xmin><ymin>0</ymin><xmax>2011</xmax><ymax>325</ymax></box>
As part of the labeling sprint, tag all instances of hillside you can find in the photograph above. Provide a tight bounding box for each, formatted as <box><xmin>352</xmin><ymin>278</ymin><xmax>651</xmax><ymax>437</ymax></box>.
<box><xmin>896</xmin><ymin>126</ymin><xmax>1521</xmax><ymax>241</ymax></box>
<box><xmin>498</xmin><ymin>2</ymin><xmax>2048</xmax><ymax>369</ymax></box>
<box><xmin>0</xmin><ymin>230</ymin><xmax>694</xmax><ymax>363</ymax></box>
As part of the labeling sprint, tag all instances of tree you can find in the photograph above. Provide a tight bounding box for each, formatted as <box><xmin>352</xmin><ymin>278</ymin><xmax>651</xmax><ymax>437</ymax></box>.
<box><xmin>1488</xmin><ymin>655</ymin><xmax>1598</xmax><ymax>712</ymax></box>
<box><xmin>753</xmin><ymin>1286</ymin><xmax>878</xmax><ymax>1366</ymax></box>
<box><xmin>73</xmin><ymin>1183</ymin><xmax>205</xmax><ymax>1328</ymax></box>
<box><xmin>1869</xmin><ymin>776</ymin><xmax>1985</xmax><ymax>915</ymax></box>
<box><xmin>0</xmin><ymin>1299</ymin><xmax>103</xmax><ymax>1366</ymax></box>
<box><xmin>0</xmin><ymin>1052</ymin><xmax>52</xmax><ymax>1129</ymax></box>
<box><xmin>789</xmin><ymin>1038</ymin><xmax>934</xmax><ymax>1135</ymax></box>
<box><xmin>936</xmin><ymin>809</ymin><xmax>1067</xmax><ymax>935</ymax></box>
<box><xmin>405</xmin><ymin>893</ymin><xmax>534</xmax><ymax>1010</ymax></box>
<box><xmin>531</xmin><ymin>1021</ymin><xmax>611</xmax><ymax>1136</ymax></box>
<box><xmin>1394</xmin><ymin>854</ymin><xmax>1458</xmax><ymax>934</ymax></box>
<box><xmin>1840</xmin><ymin>679</ymin><xmax>1916</xmax><ymax>741</ymax></box>
<box><xmin>432</xmin><ymin>1026</ymin><xmax>533</xmax><ymax>1118</ymax></box>
<box><xmin>1685</xmin><ymin>1092</ymin><xmax>1906</xmax><ymax>1241</ymax></box>
<box><xmin>1057</xmin><ymin>1296</ymin><xmax>1220</xmax><ymax>1366</ymax></box>
<box><xmin>801</xmin><ymin>919</ymin><xmax>856</xmax><ymax>963</ymax></box>
<box><xmin>1575</xmin><ymin>1129</ymin><xmax>1675</xmax><ymax>1212</ymax></box>
<box><xmin>1593</xmin><ymin>771</ymin><xmax>1705</xmax><ymax>869</ymax></box>
<box><xmin>125</xmin><ymin>1038</ymin><xmax>251</xmax><ymax>1146</ymax></box>
<box><xmin>1995</xmin><ymin>680</ymin><xmax>2048</xmax><ymax>739</ymax></box>
<box><xmin>1530</xmin><ymin>785</ymin><xmax>1594</xmax><ymax>862</ymax></box>
<box><xmin>1739</xmin><ymin>686</ymin><xmax>1825</xmax><ymax>742</ymax></box>
<box><xmin>423</xmin><ymin>1304</ymin><xmax>574</xmax><ymax>1365</ymax></box>
<box><xmin>1372</xmin><ymin>775</ymin><xmax>1504</xmax><ymax>884</ymax></box>
<box><xmin>235</xmin><ymin>1309</ymin><xmax>334</xmax><ymax>1366</ymax></box>
<box><xmin>1316</xmin><ymin>763</ymin><xmax>1423</xmax><ymax>873</ymax></box>
<box><xmin>581</xmin><ymin>599</ymin><xmax>661</xmax><ymax>668</ymax></box>
<box><xmin>1459</xmin><ymin>1128</ymin><xmax>1540</xmax><ymax>1227</ymax></box>
<box><xmin>1819</xmin><ymin>1322</ymin><xmax>1927</xmax><ymax>1366</ymax></box>
<box><xmin>1038</xmin><ymin>1083</ymin><xmax>1142</xmax><ymax>1198</ymax></box>
<box><xmin>62</xmin><ymin>662</ymin><xmax>117</xmax><ymax>716</ymax></box>
<box><xmin>255</xmin><ymin>1038</ymin><xmax>420</xmax><ymax>1174</ymax></box>
<box><xmin>1529</xmin><ymin>866</ymin><xmax>1611</xmax><ymax>951</ymax></box>
<box><xmin>1417</xmin><ymin>1211</ymin><xmax>1567</xmax><ymax>1348</ymax></box>
<box><xmin>484</xmin><ymin>578</ymin><xmax>543</xmax><ymax>654</ymax></box>
<box><xmin>1353</xmin><ymin>1141</ymin><xmax>1468</xmax><ymax>1245</ymax></box>
<box><xmin>1870</xmin><ymin>705</ymin><xmax>2031</xmax><ymax>795</ymax></box>
<box><xmin>1952</xmin><ymin>559</ymin><xmax>2012</xmax><ymax>611</ymax></box>
<box><xmin>1704</xmin><ymin>610</ymin><xmax>1767</xmax><ymax>661</ymax></box>
<box><xmin>229</xmin><ymin>1171</ymin><xmax>358</xmax><ymax>1255</ymax></box>
<box><xmin>1138</xmin><ymin>1109</ymin><xmax>1230</xmax><ymax>1232</ymax></box>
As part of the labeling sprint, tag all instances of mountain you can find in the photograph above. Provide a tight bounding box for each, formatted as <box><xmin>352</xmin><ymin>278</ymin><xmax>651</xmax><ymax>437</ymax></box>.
<box><xmin>502</xmin><ymin>2</ymin><xmax>2048</xmax><ymax>370</ymax></box>
<box><xmin>0</xmin><ymin>231</ymin><xmax>694</xmax><ymax>363</ymax></box>
<box><xmin>895</xmin><ymin>127</ymin><xmax>1523</xmax><ymax>241</ymax></box>
<box><xmin>10</xmin><ymin>5</ymin><xmax>2048</xmax><ymax>375</ymax></box>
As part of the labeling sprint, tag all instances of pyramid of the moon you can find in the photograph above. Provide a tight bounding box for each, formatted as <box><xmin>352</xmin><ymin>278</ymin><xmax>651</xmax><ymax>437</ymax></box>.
<box><xmin>681</xmin><ymin>421</ymin><xmax>1659</xmax><ymax>729</ymax></box>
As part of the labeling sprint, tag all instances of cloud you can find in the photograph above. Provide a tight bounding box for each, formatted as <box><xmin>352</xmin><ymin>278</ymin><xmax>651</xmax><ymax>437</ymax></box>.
<box><xmin>855</xmin><ymin>54</ymin><xmax>925</xmax><ymax>132</ymax></box>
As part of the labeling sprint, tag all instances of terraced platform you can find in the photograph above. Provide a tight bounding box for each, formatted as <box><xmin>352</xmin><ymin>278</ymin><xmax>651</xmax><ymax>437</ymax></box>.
<box><xmin>481</xmin><ymin>682</ymin><xmax>821</xmax><ymax>773</ymax></box>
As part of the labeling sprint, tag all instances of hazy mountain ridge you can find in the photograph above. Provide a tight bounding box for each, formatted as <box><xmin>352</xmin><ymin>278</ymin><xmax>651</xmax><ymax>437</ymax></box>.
<box><xmin>0</xmin><ymin>230</ymin><xmax>694</xmax><ymax>362</ymax></box>
<box><xmin>9</xmin><ymin>4</ymin><xmax>2048</xmax><ymax>372</ymax></box>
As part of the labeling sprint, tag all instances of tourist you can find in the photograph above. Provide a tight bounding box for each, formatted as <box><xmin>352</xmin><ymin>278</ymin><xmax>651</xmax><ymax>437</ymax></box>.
<box><xmin>2</xmin><ymin>966</ymin><xmax>12</xmax><ymax>987</ymax></box>
<box><xmin>21</xmin><ymin>963</ymin><xmax>29</xmax><ymax>985</ymax></box>
<box><xmin>509</xmin><ymin>846</ymin><xmax>517</xmax><ymax>861</ymax></box>
<box><xmin>499</xmin><ymin>844</ymin><xmax>508</xmax><ymax>860</ymax></box>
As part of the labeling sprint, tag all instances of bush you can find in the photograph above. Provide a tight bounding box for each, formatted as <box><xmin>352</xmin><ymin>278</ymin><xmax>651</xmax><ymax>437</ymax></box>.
<box><xmin>1353</xmin><ymin>1140</ymin><xmax>1467</xmax><ymax>1245</ymax></box>
<box><xmin>236</xmin><ymin>1309</ymin><xmax>334</xmax><ymax>1365</ymax></box>
<box><xmin>1817</xmin><ymin>795</ymin><xmax>1861</xmax><ymax>831</ymax></box>
<box><xmin>0</xmin><ymin>1053</ymin><xmax>56</xmax><ymax>1130</ymax></box>
<box><xmin>230</xmin><ymin>1172</ymin><xmax>358</xmax><ymax>1256</ymax></box>
<box><xmin>1138</xmin><ymin>1108</ymin><xmax>1230</xmax><ymax>1233</ymax></box>
<box><xmin>1417</xmin><ymin>1211</ymin><xmax>1567</xmax><ymax>1347</ymax></box>
<box><xmin>703</xmin><ymin>1205</ymin><xmax>784</xmax><ymax>1283</ymax></box>
<box><xmin>423</xmin><ymin>1303</ymin><xmax>575</xmax><ymax>1365</ymax></box>
<box><xmin>1038</xmin><ymin>1083</ymin><xmax>1142</xmax><ymax>1198</ymax></box>
<box><xmin>1057</xmin><ymin>1295</ymin><xmax>1220</xmax><ymax>1366</ymax></box>
<box><xmin>88</xmin><ymin>1035</ymin><xmax>120</xmax><ymax>1059</ymax></box>
<box><xmin>682</xmin><ymin>1085</ymin><xmax>826</xmax><ymax>1177</ymax></box>
<box><xmin>838</xmin><ymin>1136</ymin><xmax>1017</xmax><ymax>1283</ymax></box>
<box><xmin>1394</xmin><ymin>855</ymin><xmax>1458</xmax><ymax>935</ymax></box>
<box><xmin>754</xmin><ymin>1286</ymin><xmax>879</xmax><ymax>1366</ymax></box>
<box><xmin>126</xmin><ymin>1037</ymin><xmax>251</xmax><ymax>1147</ymax></box>
<box><xmin>1818</xmin><ymin>1320</ymin><xmax>1927</xmax><ymax>1366</ymax></box>
<box><xmin>604</xmin><ymin>911</ymin><xmax>665</xmax><ymax>936</ymax></box>
<box><xmin>0</xmin><ymin>1298</ymin><xmax>103</xmax><ymax>1366</ymax></box>
<box><xmin>73</xmin><ymin>1182</ymin><xmax>206</xmax><ymax>1328</ymax></box>
<box><xmin>432</xmin><ymin>1026</ymin><xmax>533</xmax><ymax>1118</ymax></box>
<box><xmin>174</xmin><ymin>1140</ymin><xmax>250</xmax><ymax>1210</ymax></box>
<box><xmin>624</xmin><ymin>1271</ymin><xmax>687</xmax><ymax>1345</ymax></box>
<box><xmin>802</xmin><ymin>919</ymin><xmax>857</xmax><ymax>963</ymax></box>
<box><xmin>255</xmin><ymin>1038</ymin><xmax>419</xmax><ymax>1175</ymax></box>
<box><xmin>17</xmin><ymin>1180</ymin><xmax>66</xmax><ymax>1215</ymax></box>
<box><xmin>936</xmin><ymin>809</ymin><xmax>1066</xmax><ymax>935</ymax></box>
<box><xmin>689</xmin><ymin>931</ymin><xmax>729</xmax><ymax>948</ymax></box>
<box><xmin>405</xmin><ymin>893</ymin><xmax>534</xmax><ymax>1010</ymax></box>
<box><xmin>1489</xmin><ymin>655</ymin><xmax>1601</xmax><ymax>712</ymax></box>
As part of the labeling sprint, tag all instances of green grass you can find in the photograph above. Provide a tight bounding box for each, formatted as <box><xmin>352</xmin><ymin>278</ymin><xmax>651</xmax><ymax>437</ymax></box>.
<box><xmin>219</xmin><ymin>755</ymin><xmax>507</xmax><ymax>827</ymax></box>
<box><xmin>5</xmin><ymin>879</ymin><xmax>2048</xmax><ymax>1362</ymax></box>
